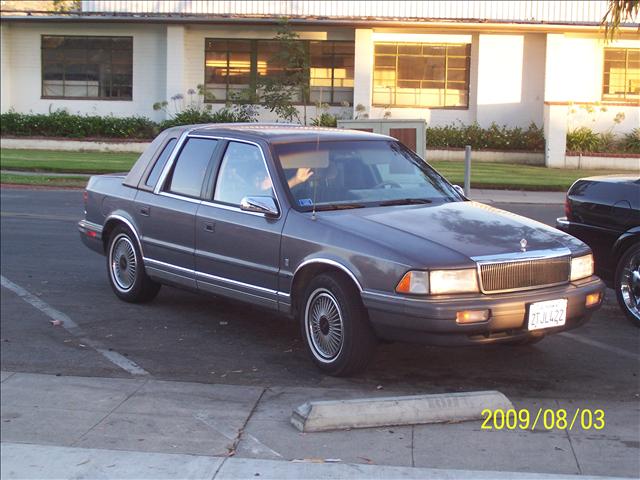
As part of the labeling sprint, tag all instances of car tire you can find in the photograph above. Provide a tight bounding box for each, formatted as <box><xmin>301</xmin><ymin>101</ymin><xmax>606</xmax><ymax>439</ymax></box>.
<box><xmin>106</xmin><ymin>225</ymin><xmax>160</xmax><ymax>303</ymax></box>
<box><xmin>614</xmin><ymin>242</ymin><xmax>640</xmax><ymax>327</ymax></box>
<box><xmin>299</xmin><ymin>273</ymin><xmax>377</xmax><ymax>376</ymax></box>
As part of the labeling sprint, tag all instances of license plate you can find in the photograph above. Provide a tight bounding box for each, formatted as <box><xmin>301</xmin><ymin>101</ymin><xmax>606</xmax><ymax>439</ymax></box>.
<box><xmin>528</xmin><ymin>299</ymin><xmax>567</xmax><ymax>331</ymax></box>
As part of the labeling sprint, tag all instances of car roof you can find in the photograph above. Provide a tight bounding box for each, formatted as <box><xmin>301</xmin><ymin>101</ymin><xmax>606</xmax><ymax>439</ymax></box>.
<box><xmin>578</xmin><ymin>175</ymin><xmax>640</xmax><ymax>185</ymax></box>
<box><xmin>187</xmin><ymin>123</ymin><xmax>394</xmax><ymax>144</ymax></box>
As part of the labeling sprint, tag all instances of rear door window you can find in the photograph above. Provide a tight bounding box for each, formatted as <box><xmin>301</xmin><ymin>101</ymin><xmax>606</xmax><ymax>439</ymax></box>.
<box><xmin>165</xmin><ymin>138</ymin><xmax>218</xmax><ymax>198</ymax></box>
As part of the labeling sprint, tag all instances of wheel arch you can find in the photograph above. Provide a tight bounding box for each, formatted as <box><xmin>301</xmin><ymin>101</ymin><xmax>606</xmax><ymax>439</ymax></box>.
<box><xmin>102</xmin><ymin>213</ymin><xmax>144</xmax><ymax>257</ymax></box>
<box><xmin>612</xmin><ymin>227</ymin><xmax>640</xmax><ymax>265</ymax></box>
<box><xmin>290</xmin><ymin>259</ymin><xmax>363</xmax><ymax>315</ymax></box>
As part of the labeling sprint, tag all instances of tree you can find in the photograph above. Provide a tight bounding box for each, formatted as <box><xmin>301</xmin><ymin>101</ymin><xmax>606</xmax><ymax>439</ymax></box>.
<box><xmin>601</xmin><ymin>0</ymin><xmax>639</xmax><ymax>40</ymax></box>
<box><xmin>257</xmin><ymin>21</ymin><xmax>309</xmax><ymax>124</ymax></box>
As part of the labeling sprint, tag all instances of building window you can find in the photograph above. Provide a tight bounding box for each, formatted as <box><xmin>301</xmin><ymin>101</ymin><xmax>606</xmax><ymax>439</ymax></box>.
<box><xmin>204</xmin><ymin>39</ymin><xmax>354</xmax><ymax>105</ymax></box>
<box><xmin>602</xmin><ymin>48</ymin><xmax>639</xmax><ymax>103</ymax></box>
<box><xmin>41</xmin><ymin>36</ymin><xmax>133</xmax><ymax>100</ymax></box>
<box><xmin>373</xmin><ymin>43</ymin><xmax>470</xmax><ymax>108</ymax></box>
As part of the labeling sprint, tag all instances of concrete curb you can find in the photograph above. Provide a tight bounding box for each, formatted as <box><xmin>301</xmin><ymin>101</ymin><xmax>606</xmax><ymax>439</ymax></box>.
<box><xmin>291</xmin><ymin>390</ymin><xmax>513</xmax><ymax>432</ymax></box>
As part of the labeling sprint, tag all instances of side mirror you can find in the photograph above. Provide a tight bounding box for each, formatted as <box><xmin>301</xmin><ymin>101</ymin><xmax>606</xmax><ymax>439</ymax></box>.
<box><xmin>240</xmin><ymin>196</ymin><xmax>280</xmax><ymax>217</ymax></box>
<box><xmin>453</xmin><ymin>185</ymin><xmax>467</xmax><ymax>198</ymax></box>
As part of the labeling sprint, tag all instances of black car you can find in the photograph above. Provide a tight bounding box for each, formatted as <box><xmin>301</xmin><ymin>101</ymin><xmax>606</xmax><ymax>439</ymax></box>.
<box><xmin>557</xmin><ymin>175</ymin><xmax>640</xmax><ymax>325</ymax></box>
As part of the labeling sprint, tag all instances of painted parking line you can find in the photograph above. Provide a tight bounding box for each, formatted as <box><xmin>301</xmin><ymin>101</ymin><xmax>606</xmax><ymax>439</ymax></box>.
<box><xmin>0</xmin><ymin>275</ymin><xmax>149</xmax><ymax>376</ymax></box>
<box><xmin>559</xmin><ymin>332</ymin><xmax>639</xmax><ymax>360</ymax></box>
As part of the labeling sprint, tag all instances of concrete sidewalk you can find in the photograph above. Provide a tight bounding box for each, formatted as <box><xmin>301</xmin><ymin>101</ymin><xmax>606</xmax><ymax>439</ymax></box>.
<box><xmin>1</xmin><ymin>372</ymin><xmax>637</xmax><ymax>479</ymax></box>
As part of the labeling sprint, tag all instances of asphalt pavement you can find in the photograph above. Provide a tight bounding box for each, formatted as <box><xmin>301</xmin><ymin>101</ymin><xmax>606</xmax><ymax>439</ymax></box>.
<box><xmin>1</xmin><ymin>187</ymin><xmax>638</xmax><ymax>479</ymax></box>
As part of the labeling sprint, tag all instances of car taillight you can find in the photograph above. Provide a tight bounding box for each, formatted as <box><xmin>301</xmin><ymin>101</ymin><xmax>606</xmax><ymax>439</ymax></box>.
<box><xmin>564</xmin><ymin>196</ymin><xmax>572</xmax><ymax>220</ymax></box>
<box><xmin>83</xmin><ymin>190</ymin><xmax>88</xmax><ymax>205</ymax></box>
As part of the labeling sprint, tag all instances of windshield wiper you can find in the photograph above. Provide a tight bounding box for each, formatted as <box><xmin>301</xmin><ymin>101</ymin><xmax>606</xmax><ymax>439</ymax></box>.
<box><xmin>378</xmin><ymin>198</ymin><xmax>433</xmax><ymax>206</ymax></box>
<box><xmin>311</xmin><ymin>203</ymin><xmax>366</xmax><ymax>211</ymax></box>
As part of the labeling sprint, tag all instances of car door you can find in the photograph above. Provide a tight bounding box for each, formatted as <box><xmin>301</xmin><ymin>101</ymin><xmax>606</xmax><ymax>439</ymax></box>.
<box><xmin>194</xmin><ymin>139</ymin><xmax>286</xmax><ymax>310</ymax></box>
<box><xmin>136</xmin><ymin>136</ymin><xmax>220</xmax><ymax>289</ymax></box>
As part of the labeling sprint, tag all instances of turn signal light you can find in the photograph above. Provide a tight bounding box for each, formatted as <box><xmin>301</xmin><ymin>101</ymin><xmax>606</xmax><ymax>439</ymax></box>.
<box><xmin>585</xmin><ymin>292</ymin><xmax>601</xmax><ymax>308</ymax></box>
<box><xmin>456</xmin><ymin>309</ymin><xmax>490</xmax><ymax>324</ymax></box>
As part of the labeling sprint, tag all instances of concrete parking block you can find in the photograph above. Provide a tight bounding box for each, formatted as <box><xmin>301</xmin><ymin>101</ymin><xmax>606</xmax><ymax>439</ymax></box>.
<box><xmin>74</xmin><ymin>411</ymin><xmax>239</xmax><ymax>456</ymax></box>
<box><xmin>292</xmin><ymin>391</ymin><xmax>513</xmax><ymax>432</ymax></box>
<box><xmin>114</xmin><ymin>379</ymin><xmax>264</xmax><ymax>420</ymax></box>
<box><xmin>412</xmin><ymin>422</ymin><xmax>579</xmax><ymax>475</ymax></box>
<box><xmin>0</xmin><ymin>443</ymin><xmax>223</xmax><ymax>480</ymax></box>
<box><xmin>237</xmin><ymin>418</ymin><xmax>413</xmax><ymax>467</ymax></box>
<box><xmin>0</xmin><ymin>372</ymin><xmax>145</xmax><ymax>413</ymax></box>
<box><xmin>0</xmin><ymin>371</ymin><xmax>15</xmax><ymax>383</ymax></box>
<box><xmin>0</xmin><ymin>406</ymin><xmax>106</xmax><ymax>446</ymax></box>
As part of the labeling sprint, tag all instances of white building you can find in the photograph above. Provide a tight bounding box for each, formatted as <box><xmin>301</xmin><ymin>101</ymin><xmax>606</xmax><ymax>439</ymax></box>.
<box><xmin>1</xmin><ymin>1</ymin><xmax>638</xmax><ymax>168</ymax></box>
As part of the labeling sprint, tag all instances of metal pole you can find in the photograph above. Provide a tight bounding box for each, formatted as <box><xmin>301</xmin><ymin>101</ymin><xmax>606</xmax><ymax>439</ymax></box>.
<box><xmin>464</xmin><ymin>145</ymin><xmax>471</xmax><ymax>197</ymax></box>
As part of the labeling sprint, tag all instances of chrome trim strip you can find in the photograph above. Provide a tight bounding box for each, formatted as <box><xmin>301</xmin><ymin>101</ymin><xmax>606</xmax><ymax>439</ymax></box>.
<box><xmin>292</xmin><ymin>259</ymin><xmax>363</xmax><ymax>292</ymax></box>
<box><xmin>78</xmin><ymin>219</ymin><xmax>103</xmax><ymax>233</ymax></box>
<box><xmin>199</xmin><ymin>200</ymin><xmax>266</xmax><ymax>217</ymax></box>
<box><xmin>471</xmin><ymin>247</ymin><xmax>571</xmax><ymax>264</ymax></box>
<box><xmin>144</xmin><ymin>257</ymin><xmax>195</xmax><ymax>275</ymax></box>
<box><xmin>556</xmin><ymin>217</ymin><xmax>570</xmax><ymax>226</ymax></box>
<box><xmin>196</xmin><ymin>270</ymin><xmax>278</xmax><ymax>295</ymax></box>
<box><xmin>143</xmin><ymin>257</ymin><xmax>282</xmax><ymax>297</ymax></box>
<box><xmin>105</xmin><ymin>214</ymin><xmax>144</xmax><ymax>257</ymax></box>
<box><xmin>157</xmin><ymin>191</ymin><xmax>203</xmax><ymax>205</ymax></box>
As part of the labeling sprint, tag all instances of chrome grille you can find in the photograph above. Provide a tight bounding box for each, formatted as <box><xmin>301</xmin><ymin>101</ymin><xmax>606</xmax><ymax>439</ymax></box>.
<box><xmin>479</xmin><ymin>256</ymin><xmax>571</xmax><ymax>294</ymax></box>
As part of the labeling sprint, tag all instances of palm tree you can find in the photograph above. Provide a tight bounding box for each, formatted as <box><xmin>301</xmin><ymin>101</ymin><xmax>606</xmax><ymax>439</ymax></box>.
<box><xmin>601</xmin><ymin>0</ymin><xmax>639</xmax><ymax>39</ymax></box>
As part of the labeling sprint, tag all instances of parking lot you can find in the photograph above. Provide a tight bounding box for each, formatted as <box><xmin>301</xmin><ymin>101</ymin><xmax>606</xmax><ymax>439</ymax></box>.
<box><xmin>1</xmin><ymin>187</ymin><xmax>639</xmax><ymax>477</ymax></box>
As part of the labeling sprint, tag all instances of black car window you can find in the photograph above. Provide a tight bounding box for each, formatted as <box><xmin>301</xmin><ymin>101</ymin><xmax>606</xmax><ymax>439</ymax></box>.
<box><xmin>145</xmin><ymin>138</ymin><xmax>177</xmax><ymax>188</ymax></box>
<box><xmin>214</xmin><ymin>141</ymin><xmax>273</xmax><ymax>206</ymax></box>
<box><xmin>166</xmin><ymin>138</ymin><xmax>218</xmax><ymax>198</ymax></box>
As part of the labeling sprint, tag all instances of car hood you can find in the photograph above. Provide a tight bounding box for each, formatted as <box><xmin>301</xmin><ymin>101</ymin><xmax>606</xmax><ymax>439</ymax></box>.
<box><xmin>319</xmin><ymin>201</ymin><xmax>586</xmax><ymax>263</ymax></box>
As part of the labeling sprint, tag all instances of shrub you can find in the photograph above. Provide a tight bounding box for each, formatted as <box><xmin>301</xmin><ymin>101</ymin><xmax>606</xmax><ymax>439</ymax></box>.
<box><xmin>566</xmin><ymin>127</ymin><xmax>603</xmax><ymax>153</ymax></box>
<box><xmin>425</xmin><ymin>122</ymin><xmax>544</xmax><ymax>151</ymax></box>
<box><xmin>0</xmin><ymin>109</ymin><xmax>157</xmax><ymax>139</ymax></box>
<box><xmin>157</xmin><ymin>104</ymin><xmax>257</xmax><ymax>130</ymax></box>
<box><xmin>310</xmin><ymin>113</ymin><xmax>338</xmax><ymax>128</ymax></box>
<box><xmin>622</xmin><ymin>128</ymin><xmax>640</xmax><ymax>154</ymax></box>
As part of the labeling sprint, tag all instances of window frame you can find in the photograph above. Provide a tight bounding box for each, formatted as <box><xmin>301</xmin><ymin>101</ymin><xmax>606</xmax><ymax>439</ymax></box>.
<box><xmin>40</xmin><ymin>34</ymin><xmax>133</xmax><ymax>101</ymax></box>
<box><xmin>203</xmin><ymin>38</ymin><xmax>355</xmax><ymax>106</ymax></box>
<box><xmin>372</xmin><ymin>42</ymin><xmax>471</xmax><ymax>110</ymax></box>
<box><xmin>602</xmin><ymin>47</ymin><xmax>640</xmax><ymax>104</ymax></box>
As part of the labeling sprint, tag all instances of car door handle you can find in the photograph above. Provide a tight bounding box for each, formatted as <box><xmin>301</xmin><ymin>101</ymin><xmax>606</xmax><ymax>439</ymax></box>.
<box><xmin>203</xmin><ymin>222</ymin><xmax>215</xmax><ymax>232</ymax></box>
<box><xmin>140</xmin><ymin>206</ymin><xmax>150</xmax><ymax>216</ymax></box>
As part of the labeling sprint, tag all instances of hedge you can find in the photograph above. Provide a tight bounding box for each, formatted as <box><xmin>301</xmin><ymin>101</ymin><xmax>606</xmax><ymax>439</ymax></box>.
<box><xmin>425</xmin><ymin>122</ymin><xmax>545</xmax><ymax>151</ymax></box>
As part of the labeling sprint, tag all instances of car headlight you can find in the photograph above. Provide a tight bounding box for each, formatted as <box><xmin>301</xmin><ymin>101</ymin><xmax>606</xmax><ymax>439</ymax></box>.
<box><xmin>396</xmin><ymin>269</ymin><xmax>479</xmax><ymax>295</ymax></box>
<box><xmin>570</xmin><ymin>254</ymin><xmax>594</xmax><ymax>281</ymax></box>
<box><xmin>429</xmin><ymin>269</ymin><xmax>479</xmax><ymax>294</ymax></box>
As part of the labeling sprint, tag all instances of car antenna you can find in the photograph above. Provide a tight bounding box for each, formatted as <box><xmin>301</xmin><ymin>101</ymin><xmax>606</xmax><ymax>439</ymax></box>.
<box><xmin>311</xmin><ymin>133</ymin><xmax>320</xmax><ymax>221</ymax></box>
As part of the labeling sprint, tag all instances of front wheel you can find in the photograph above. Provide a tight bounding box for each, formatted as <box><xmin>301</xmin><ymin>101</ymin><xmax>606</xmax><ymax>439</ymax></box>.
<box><xmin>299</xmin><ymin>273</ymin><xmax>377</xmax><ymax>376</ymax></box>
<box><xmin>615</xmin><ymin>243</ymin><xmax>640</xmax><ymax>327</ymax></box>
<box><xmin>107</xmin><ymin>225</ymin><xmax>160</xmax><ymax>303</ymax></box>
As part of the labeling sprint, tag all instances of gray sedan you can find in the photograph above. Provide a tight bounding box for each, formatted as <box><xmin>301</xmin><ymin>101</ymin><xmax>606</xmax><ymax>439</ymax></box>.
<box><xmin>79</xmin><ymin>124</ymin><xmax>605</xmax><ymax>375</ymax></box>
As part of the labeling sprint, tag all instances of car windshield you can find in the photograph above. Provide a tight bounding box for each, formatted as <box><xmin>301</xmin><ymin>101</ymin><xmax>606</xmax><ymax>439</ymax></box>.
<box><xmin>274</xmin><ymin>140</ymin><xmax>462</xmax><ymax>210</ymax></box>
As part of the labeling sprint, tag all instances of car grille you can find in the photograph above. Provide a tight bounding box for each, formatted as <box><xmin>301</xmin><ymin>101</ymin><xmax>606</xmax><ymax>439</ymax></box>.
<box><xmin>479</xmin><ymin>256</ymin><xmax>571</xmax><ymax>294</ymax></box>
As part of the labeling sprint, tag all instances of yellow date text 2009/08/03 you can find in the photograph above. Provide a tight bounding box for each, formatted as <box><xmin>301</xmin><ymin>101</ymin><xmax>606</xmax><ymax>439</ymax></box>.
<box><xmin>481</xmin><ymin>408</ymin><xmax>605</xmax><ymax>431</ymax></box>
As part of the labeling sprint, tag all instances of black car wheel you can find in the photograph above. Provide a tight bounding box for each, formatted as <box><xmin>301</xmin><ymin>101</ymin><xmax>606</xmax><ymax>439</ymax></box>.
<box><xmin>299</xmin><ymin>273</ymin><xmax>377</xmax><ymax>376</ymax></box>
<box><xmin>107</xmin><ymin>225</ymin><xmax>161</xmax><ymax>303</ymax></box>
<box><xmin>615</xmin><ymin>243</ymin><xmax>640</xmax><ymax>327</ymax></box>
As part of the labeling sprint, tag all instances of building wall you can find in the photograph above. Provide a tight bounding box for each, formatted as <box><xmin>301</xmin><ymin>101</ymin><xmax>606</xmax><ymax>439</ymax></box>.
<box><xmin>2</xmin><ymin>22</ymin><xmax>167</xmax><ymax>121</ymax></box>
<box><xmin>1</xmin><ymin>23</ymin><xmax>11</xmax><ymax>112</ymax></box>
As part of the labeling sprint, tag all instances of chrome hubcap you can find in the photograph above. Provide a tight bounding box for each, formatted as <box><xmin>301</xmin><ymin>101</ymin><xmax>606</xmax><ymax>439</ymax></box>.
<box><xmin>305</xmin><ymin>289</ymin><xmax>344</xmax><ymax>362</ymax></box>
<box><xmin>110</xmin><ymin>234</ymin><xmax>137</xmax><ymax>292</ymax></box>
<box><xmin>620</xmin><ymin>251</ymin><xmax>640</xmax><ymax>320</ymax></box>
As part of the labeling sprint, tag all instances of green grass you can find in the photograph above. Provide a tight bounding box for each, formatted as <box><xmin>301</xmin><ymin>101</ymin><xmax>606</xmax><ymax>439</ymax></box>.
<box><xmin>0</xmin><ymin>149</ymin><xmax>138</xmax><ymax>174</ymax></box>
<box><xmin>0</xmin><ymin>172</ymin><xmax>89</xmax><ymax>188</ymax></box>
<box><xmin>430</xmin><ymin>161</ymin><xmax>629</xmax><ymax>191</ymax></box>
<box><xmin>0</xmin><ymin>148</ymin><xmax>630</xmax><ymax>191</ymax></box>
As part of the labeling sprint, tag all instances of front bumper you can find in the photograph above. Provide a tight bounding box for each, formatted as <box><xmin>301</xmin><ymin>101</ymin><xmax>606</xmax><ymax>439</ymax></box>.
<box><xmin>362</xmin><ymin>276</ymin><xmax>605</xmax><ymax>346</ymax></box>
<box><xmin>78</xmin><ymin>220</ymin><xmax>104</xmax><ymax>255</ymax></box>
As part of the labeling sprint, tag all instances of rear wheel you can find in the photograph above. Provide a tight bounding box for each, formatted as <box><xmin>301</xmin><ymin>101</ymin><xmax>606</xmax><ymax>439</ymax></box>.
<box><xmin>299</xmin><ymin>273</ymin><xmax>377</xmax><ymax>376</ymax></box>
<box><xmin>107</xmin><ymin>225</ymin><xmax>160</xmax><ymax>303</ymax></box>
<box><xmin>615</xmin><ymin>243</ymin><xmax>640</xmax><ymax>327</ymax></box>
